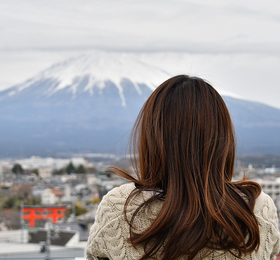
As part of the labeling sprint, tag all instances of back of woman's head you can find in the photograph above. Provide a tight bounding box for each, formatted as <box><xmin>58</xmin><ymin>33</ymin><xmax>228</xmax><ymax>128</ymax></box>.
<box><xmin>136</xmin><ymin>75</ymin><xmax>235</xmax><ymax>192</ymax></box>
<box><xmin>114</xmin><ymin>75</ymin><xmax>261</xmax><ymax>260</ymax></box>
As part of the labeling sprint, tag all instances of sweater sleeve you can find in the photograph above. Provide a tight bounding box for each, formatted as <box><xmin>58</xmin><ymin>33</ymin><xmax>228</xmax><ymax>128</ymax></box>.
<box><xmin>86</xmin><ymin>184</ymin><xmax>136</xmax><ymax>260</ymax></box>
<box><xmin>255</xmin><ymin>192</ymin><xmax>280</xmax><ymax>260</ymax></box>
<box><xmin>86</xmin><ymin>193</ymin><xmax>113</xmax><ymax>259</ymax></box>
<box><xmin>267</xmin><ymin>196</ymin><xmax>280</xmax><ymax>259</ymax></box>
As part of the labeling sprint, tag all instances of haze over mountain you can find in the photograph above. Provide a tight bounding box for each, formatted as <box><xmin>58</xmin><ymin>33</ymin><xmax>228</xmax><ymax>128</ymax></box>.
<box><xmin>0</xmin><ymin>52</ymin><xmax>279</xmax><ymax>157</ymax></box>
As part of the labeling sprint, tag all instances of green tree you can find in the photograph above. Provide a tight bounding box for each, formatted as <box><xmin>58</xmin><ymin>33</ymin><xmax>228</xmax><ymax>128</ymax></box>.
<box><xmin>53</xmin><ymin>168</ymin><xmax>65</xmax><ymax>175</ymax></box>
<box><xmin>25</xmin><ymin>196</ymin><xmax>41</xmax><ymax>205</ymax></box>
<box><xmin>65</xmin><ymin>162</ymin><xmax>75</xmax><ymax>174</ymax></box>
<box><xmin>76</xmin><ymin>164</ymin><xmax>86</xmax><ymax>174</ymax></box>
<box><xmin>12</xmin><ymin>163</ymin><xmax>23</xmax><ymax>175</ymax></box>
<box><xmin>66</xmin><ymin>201</ymin><xmax>88</xmax><ymax>218</ymax></box>
<box><xmin>86</xmin><ymin>166</ymin><xmax>97</xmax><ymax>173</ymax></box>
<box><xmin>73</xmin><ymin>201</ymin><xmax>88</xmax><ymax>216</ymax></box>
<box><xmin>3</xmin><ymin>196</ymin><xmax>20</xmax><ymax>209</ymax></box>
<box><xmin>75</xmin><ymin>205</ymin><xmax>88</xmax><ymax>216</ymax></box>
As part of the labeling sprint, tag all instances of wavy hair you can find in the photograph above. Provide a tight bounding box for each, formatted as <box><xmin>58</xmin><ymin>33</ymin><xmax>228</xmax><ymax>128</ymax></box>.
<box><xmin>112</xmin><ymin>75</ymin><xmax>261</xmax><ymax>260</ymax></box>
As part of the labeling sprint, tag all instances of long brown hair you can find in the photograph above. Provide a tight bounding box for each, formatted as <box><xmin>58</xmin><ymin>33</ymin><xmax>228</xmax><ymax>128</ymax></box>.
<box><xmin>112</xmin><ymin>75</ymin><xmax>261</xmax><ymax>260</ymax></box>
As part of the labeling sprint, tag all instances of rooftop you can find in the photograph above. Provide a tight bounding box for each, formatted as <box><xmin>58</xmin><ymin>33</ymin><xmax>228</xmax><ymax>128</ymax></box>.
<box><xmin>0</xmin><ymin>241</ymin><xmax>86</xmax><ymax>260</ymax></box>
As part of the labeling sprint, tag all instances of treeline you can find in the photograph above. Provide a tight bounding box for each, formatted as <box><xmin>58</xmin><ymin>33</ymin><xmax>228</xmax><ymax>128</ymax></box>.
<box><xmin>53</xmin><ymin>162</ymin><xmax>91</xmax><ymax>175</ymax></box>
<box><xmin>10</xmin><ymin>162</ymin><xmax>98</xmax><ymax>176</ymax></box>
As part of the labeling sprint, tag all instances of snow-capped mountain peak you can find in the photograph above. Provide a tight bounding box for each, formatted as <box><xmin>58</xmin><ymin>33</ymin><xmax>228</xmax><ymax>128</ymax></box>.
<box><xmin>5</xmin><ymin>52</ymin><xmax>172</xmax><ymax>107</ymax></box>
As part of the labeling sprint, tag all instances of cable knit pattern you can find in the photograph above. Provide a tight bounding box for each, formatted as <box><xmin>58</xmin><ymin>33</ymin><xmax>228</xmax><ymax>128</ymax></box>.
<box><xmin>87</xmin><ymin>183</ymin><xmax>280</xmax><ymax>260</ymax></box>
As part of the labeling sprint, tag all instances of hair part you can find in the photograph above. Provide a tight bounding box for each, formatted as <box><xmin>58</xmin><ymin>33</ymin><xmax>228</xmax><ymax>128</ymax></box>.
<box><xmin>112</xmin><ymin>75</ymin><xmax>261</xmax><ymax>260</ymax></box>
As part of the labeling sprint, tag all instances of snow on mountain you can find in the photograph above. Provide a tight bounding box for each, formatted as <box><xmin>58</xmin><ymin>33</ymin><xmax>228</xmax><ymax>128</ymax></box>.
<box><xmin>1</xmin><ymin>52</ymin><xmax>172</xmax><ymax>107</ymax></box>
<box><xmin>0</xmin><ymin>51</ymin><xmax>246</xmax><ymax>106</ymax></box>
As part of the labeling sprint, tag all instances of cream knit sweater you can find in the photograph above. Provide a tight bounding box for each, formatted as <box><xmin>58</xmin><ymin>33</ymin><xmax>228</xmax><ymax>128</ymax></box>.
<box><xmin>87</xmin><ymin>183</ymin><xmax>280</xmax><ymax>260</ymax></box>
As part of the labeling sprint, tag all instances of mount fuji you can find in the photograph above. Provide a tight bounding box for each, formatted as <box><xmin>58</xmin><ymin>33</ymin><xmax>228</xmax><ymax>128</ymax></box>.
<box><xmin>0</xmin><ymin>52</ymin><xmax>280</xmax><ymax>157</ymax></box>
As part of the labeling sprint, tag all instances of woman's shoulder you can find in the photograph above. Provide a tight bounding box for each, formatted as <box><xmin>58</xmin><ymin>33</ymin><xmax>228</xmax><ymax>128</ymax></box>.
<box><xmin>99</xmin><ymin>182</ymin><xmax>136</xmax><ymax>211</ymax></box>
<box><xmin>89</xmin><ymin>183</ymin><xmax>136</xmax><ymax>235</ymax></box>
<box><xmin>104</xmin><ymin>182</ymin><xmax>136</xmax><ymax>199</ymax></box>
<box><xmin>98</xmin><ymin>182</ymin><xmax>163</xmax><ymax>221</ymax></box>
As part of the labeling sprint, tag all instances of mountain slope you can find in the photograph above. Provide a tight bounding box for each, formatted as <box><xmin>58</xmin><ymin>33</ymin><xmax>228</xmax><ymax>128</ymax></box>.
<box><xmin>0</xmin><ymin>53</ymin><xmax>280</xmax><ymax>157</ymax></box>
<box><xmin>223</xmin><ymin>96</ymin><xmax>280</xmax><ymax>154</ymax></box>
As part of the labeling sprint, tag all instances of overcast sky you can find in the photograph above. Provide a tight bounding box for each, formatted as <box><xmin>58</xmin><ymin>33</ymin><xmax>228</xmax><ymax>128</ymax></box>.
<box><xmin>1</xmin><ymin>0</ymin><xmax>280</xmax><ymax>108</ymax></box>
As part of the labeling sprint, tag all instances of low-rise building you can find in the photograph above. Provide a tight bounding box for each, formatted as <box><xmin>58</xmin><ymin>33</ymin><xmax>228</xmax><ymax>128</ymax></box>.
<box><xmin>255</xmin><ymin>178</ymin><xmax>280</xmax><ymax>210</ymax></box>
<box><xmin>41</xmin><ymin>188</ymin><xmax>64</xmax><ymax>205</ymax></box>
<box><xmin>38</xmin><ymin>166</ymin><xmax>52</xmax><ymax>179</ymax></box>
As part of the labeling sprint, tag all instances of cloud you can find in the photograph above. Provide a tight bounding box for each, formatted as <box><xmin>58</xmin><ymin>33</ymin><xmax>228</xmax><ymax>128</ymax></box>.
<box><xmin>1</xmin><ymin>0</ymin><xmax>280</xmax><ymax>109</ymax></box>
<box><xmin>1</xmin><ymin>0</ymin><xmax>280</xmax><ymax>53</ymax></box>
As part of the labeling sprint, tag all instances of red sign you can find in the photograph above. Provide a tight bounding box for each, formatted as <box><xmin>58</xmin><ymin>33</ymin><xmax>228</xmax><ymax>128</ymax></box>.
<box><xmin>21</xmin><ymin>205</ymin><xmax>67</xmax><ymax>227</ymax></box>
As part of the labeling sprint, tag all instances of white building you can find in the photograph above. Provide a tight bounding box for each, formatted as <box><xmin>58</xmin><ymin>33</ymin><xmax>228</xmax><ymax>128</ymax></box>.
<box><xmin>264</xmin><ymin>166</ymin><xmax>280</xmax><ymax>174</ymax></box>
<box><xmin>41</xmin><ymin>188</ymin><xmax>64</xmax><ymax>205</ymax></box>
<box><xmin>87</xmin><ymin>174</ymin><xmax>97</xmax><ymax>186</ymax></box>
<box><xmin>255</xmin><ymin>178</ymin><xmax>280</xmax><ymax>209</ymax></box>
<box><xmin>38</xmin><ymin>166</ymin><xmax>52</xmax><ymax>179</ymax></box>
<box><xmin>61</xmin><ymin>184</ymin><xmax>72</xmax><ymax>203</ymax></box>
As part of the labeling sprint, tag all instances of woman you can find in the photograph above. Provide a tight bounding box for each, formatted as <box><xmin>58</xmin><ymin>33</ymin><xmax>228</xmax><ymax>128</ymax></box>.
<box><xmin>86</xmin><ymin>75</ymin><xmax>280</xmax><ymax>259</ymax></box>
